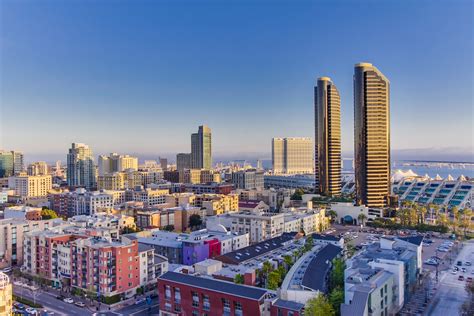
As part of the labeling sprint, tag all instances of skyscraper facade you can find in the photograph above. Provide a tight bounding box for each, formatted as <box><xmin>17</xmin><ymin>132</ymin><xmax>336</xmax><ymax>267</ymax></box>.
<box><xmin>67</xmin><ymin>143</ymin><xmax>97</xmax><ymax>189</ymax></box>
<box><xmin>0</xmin><ymin>150</ymin><xmax>24</xmax><ymax>178</ymax></box>
<box><xmin>314</xmin><ymin>77</ymin><xmax>341</xmax><ymax>196</ymax></box>
<box><xmin>354</xmin><ymin>63</ymin><xmax>391</xmax><ymax>208</ymax></box>
<box><xmin>191</xmin><ymin>125</ymin><xmax>212</xmax><ymax>170</ymax></box>
<box><xmin>272</xmin><ymin>138</ymin><xmax>313</xmax><ymax>175</ymax></box>
<box><xmin>176</xmin><ymin>153</ymin><xmax>192</xmax><ymax>171</ymax></box>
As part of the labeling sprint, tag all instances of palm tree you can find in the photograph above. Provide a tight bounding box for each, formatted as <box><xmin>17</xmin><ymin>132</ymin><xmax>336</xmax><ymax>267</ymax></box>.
<box><xmin>439</xmin><ymin>213</ymin><xmax>449</xmax><ymax>228</ymax></box>
<box><xmin>327</xmin><ymin>210</ymin><xmax>338</xmax><ymax>223</ymax></box>
<box><xmin>419</xmin><ymin>206</ymin><xmax>427</xmax><ymax>224</ymax></box>
<box><xmin>452</xmin><ymin>206</ymin><xmax>460</xmax><ymax>234</ymax></box>
<box><xmin>357</xmin><ymin>213</ymin><xmax>367</xmax><ymax>226</ymax></box>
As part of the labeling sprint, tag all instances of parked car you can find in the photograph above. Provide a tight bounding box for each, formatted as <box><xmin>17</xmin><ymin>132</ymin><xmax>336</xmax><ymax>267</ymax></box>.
<box><xmin>458</xmin><ymin>275</ymin><xmax>465</xmax><ymax>281</ymax></box>
<box><xmin>462</xmin><ymin>268</ymin><xmax>467</xmax><ymax>273</ymax></box>
<box><xmin>465</xmin><ymin>261</ymin><xmax>471</xmax><ymax>266</ymax></box>
<box><xmin>135</xmin><ymin>298</ymin><xmax>146</xmax><ymax>305</ymax></box>
<box><xmin>451</xmin><ymin>269</ymin><xmax>458</xmax><ymax>274</ymax></box>
<box><xmin>25</xmin><ymin>307</ymin><xmax>38</xmax><ymax>315</ymax></box>
<box><xmin>63</xmin><ymin>298</ymin><xmax>74</xmax><ymax>304</ymax></box>
<box><xmin>56</xmin><ymin>295</ymin><xmax>65</xmax><ymax>300</ymax></box>
<box><xmin>467</xmin><ymin>277</ymin><xmax>473</xmax><ymax>283</ymax></box>
<box><xmin>74</xmin><ymin>302</ymin><xmax>85</xmax><ymax>308</ymax></box>
<box><xmin>457</xmin><ymin>261</ymin><xmax>463</xmax><ymax>266</ymax></box>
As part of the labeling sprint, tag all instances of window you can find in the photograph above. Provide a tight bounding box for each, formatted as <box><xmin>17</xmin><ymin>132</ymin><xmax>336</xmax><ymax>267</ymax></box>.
<box><xmin>203</xmin><ymin>295</ymin><xmax>210</xmax><ymax>311</ymax></box>
<box><xmin>174</xmin><ymin>288</ymin><xmax>181</xmax><ymax>304</ymax></box>
<box><xmin>165</xmin><ymin>285</ymin><xmax>171</xmax><ymax>300</ymax></box>
<box><xmin>380</xmin><ymin>288</ymin><xmax>383</xmax><ymax>296</ymax></box>
<box><xmin>234</xmin><ymin>301</ymin><xmax>243</xmax><ymax>316</ymax></box>
<box><xmin>222</xmin><ymin>298</ymin><xmax>231</xmax><ymax>315</ymax></box>
<box><xmin>192</xmin><ymin>311</ymin><xmax>199</xmax><ymax>316</ymax></box>
<box><xmin>192</xmin><ymin>291</ymin><xmax>200</xmax><ymax>307</ymax></box>
<box><xmin>384</xmin><ymin>284</ymin><xmax>387</xmax><ymax>292</ymax></box>
<box><xmin>174</xmin><ymin>304</ymin><xmax>181</xmax><ymax>312</ymax></box>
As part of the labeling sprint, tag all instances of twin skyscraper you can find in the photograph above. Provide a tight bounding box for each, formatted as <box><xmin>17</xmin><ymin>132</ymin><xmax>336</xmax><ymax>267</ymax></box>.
<box><xmin>314</xmin><ymin>63</ymin><xmax>391</xmax><ymax>208</ymax></box>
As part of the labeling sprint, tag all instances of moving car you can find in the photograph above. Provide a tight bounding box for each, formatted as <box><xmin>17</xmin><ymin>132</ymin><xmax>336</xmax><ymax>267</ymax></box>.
<box><xmin>63</xmin><ymin>298</ymin><xmax>74</xmax><ymax>304</ymax></box>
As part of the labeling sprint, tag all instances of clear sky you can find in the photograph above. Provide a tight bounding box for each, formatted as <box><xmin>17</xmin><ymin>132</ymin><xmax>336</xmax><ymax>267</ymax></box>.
<box><xmin>1</xmin><ymin>0</ymin><xmax>473</xmax><ymax>162</ymax></box>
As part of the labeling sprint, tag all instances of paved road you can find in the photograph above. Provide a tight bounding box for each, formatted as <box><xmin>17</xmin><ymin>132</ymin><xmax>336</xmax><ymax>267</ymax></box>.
<box><xmin>14</xmin><ymin>286</ymin><xmax>96</xmax><ymax>315</ymax></box>
<box><xmin>115</xmin><ymin>298</ymin><xmax>159</xmax><ymax>315</ymax></box>
<box><xmin>427</xmin><ymin>240</ymin><xmax>474</xmax><ymax>316</ymax></box>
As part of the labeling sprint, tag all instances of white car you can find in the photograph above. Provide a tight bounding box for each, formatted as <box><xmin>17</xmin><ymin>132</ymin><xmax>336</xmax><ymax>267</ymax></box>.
<box><xmin>25</xmin><ymin>307</ymin><xmax>37</xmax><ymax>315</ymax></box>
<box><xmin>63</xmin><ymin>298</ymin><xmax>74</xmax><ymax>304</ymax></box>
<box><xmin>74</xmin><ymin>301</ymin><xmax>85</xmax><ymax>307</ymax></box>
<box><xmin>451</xmin><ymin>269</ymin><xmax>458</xmax><ymax>274</ymax></box>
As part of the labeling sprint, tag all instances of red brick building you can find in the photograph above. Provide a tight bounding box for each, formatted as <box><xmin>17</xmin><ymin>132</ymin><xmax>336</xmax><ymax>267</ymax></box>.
<box><xmin>158</xmin><ymin>271</ymin><xmax>270</xmax><ymax>316</ymax></box>
<box><xmin>71</xmin><ymin>237</ymin><xmax>140</xmax><ymax>297</ymax></box>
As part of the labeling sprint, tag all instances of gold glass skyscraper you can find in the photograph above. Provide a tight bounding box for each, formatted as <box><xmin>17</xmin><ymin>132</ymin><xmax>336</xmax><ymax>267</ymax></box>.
<box><xmin>191</xmin><ymin>125</ymin><xmax>212</xmax><ymax>170</ymax></box>
<box><xmin>354</xmin><ymin>63</ymin><xmax>390</xmax><ymax>208</ymax></box>
<box><xmin>314</xmin><ymin>77</ymin><xmax>341</xmax><ymax>196</ymax></box>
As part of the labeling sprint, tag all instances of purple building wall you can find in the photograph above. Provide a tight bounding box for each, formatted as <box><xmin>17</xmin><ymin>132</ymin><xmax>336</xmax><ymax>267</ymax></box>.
<box><xmin>182</xmin><ymin>242</ymin><xmax>209</xmax><ymax>265</ymax></box>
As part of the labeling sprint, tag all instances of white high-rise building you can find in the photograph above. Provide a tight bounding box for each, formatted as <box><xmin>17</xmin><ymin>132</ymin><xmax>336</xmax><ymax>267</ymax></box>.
<box><xmin>67</xmin><ymin>143</ymin><xmax>96</xmax><ymax>189</ymax></box>
<box><xmin>272</xmin><ymin>137</ymin><xmax>313</xmax><ymax>174</ymax></box>
<box><xmin>98</xmin><ymin>153</ymin><xmax>138</xmax><ymax>176</ymax></box>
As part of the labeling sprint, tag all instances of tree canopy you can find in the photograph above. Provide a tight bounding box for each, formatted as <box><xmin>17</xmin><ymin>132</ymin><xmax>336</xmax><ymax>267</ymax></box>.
<box><xmin>304</xmin><ymin>293</ymin><xmax>335</xmax><ymax>316</ymax></box>
<box><xmin>188</xmin><ymin>214</ymin><xmax>203</xmax><ymax>230</ymax></box>
<box><xmin>41</xmin><ymin>208</ymin><xmax>58</xmax><ymax>220</ymax></box>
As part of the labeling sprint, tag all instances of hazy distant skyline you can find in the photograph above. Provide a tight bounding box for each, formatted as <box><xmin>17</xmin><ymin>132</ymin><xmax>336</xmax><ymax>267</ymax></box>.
<box><xmin>1</xmin><ymin>0</ymin><xmax>473</xmax><ymax>162</ymax></box>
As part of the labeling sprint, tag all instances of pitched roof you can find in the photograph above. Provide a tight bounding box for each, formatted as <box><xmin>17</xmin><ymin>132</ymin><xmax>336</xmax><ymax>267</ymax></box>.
<box><xmin>159</xmin><ymin>271</ymin><xmax>268</xmax><ymax>300</ymax></box>
<box><xmin>301</xmin><ymin>244</ymin><xmax>342</xmax><ymax>292</ymax></box>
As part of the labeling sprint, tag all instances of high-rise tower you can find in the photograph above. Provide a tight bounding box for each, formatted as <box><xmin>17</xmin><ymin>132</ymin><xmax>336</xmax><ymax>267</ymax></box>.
<box><xmin>314</xmin><ymin>77</ymin><xmax>341</xmax><ymax>196</ymax></box>
<box><xmin>191</xmin><ymin>125</ymin><xmax>212</xmax><ymax>170</ymax></box>
<box><xmin>67</xmin><ymin>143</ymin><xmax>96</xmax><ymax>189</ymax></box>
<box><xmin>354</xmin><ymin>63</ymin><xmax>390</xmax><ymax>208</ymax></box>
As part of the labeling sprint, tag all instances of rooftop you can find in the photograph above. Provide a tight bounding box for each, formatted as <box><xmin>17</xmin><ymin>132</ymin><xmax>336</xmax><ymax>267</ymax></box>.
<box><xmin>216</xmin><ymin>232</ymin><xmax>297</xmax><ymax>265</ymax></box>
<box><xmin>159</xmin><ymin>271</ymin><xmax>268</xmax><ymax>300</ymax></box>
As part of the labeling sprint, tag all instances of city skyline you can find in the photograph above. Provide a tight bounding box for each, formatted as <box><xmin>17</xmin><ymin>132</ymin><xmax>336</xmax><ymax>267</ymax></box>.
<box><xmin>1</xmin><ymin>1</ymin><xmax>472</xmax><ymax>162</ymax></box>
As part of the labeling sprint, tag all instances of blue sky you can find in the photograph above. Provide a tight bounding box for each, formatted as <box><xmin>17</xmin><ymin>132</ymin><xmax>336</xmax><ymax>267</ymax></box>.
<box><xmin>1</xmin><ymin>0</ymin><xmax>473</xmax><ymax>162</ymax></box>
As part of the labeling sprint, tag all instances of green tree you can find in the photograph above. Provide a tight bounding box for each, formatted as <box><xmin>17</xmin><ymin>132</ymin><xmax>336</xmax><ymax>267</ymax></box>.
<box><xmin>357</xmin><ymin>213</ymin><xmax>367</xmax><ymax>226</ymax></box>
<box><xmin>267</xmin><ymin>271</ymin><xmax>281</xmax><ymax>290</ymax></box>
<box><xmin>163</xmin><ymin>225</ymin><xmax>174</xmax><ymax>231</ymax></box>
<box><xmin>234</xmin><ymin>274</ymin><xmax>244</xmax><ymax>284</ymax></box>
<box><xmin>329</xmin><ymin>258</ymin><xmax>345</xmax><ymax>290</ymax></box>
<box><xmin>329</xmin><ymin>288</ymin><xmax>344</xmax><ymax>315</ymax></box>
<box><xmin>452</xmin><ymin>207</ymin><xmax>460</xmax><ymax>234</ymax></box>
<box><xmin>188</xmin><ymin>214</ymin><xmax>203</xmax><ymax>230</ymax></box>
<box><xmin>304</xmin><ymin>293</ymin><xmax>335</xmax><ymax>316</ymax></box>
<box><xmin>120</xmin><ymin>226</ymin><xmax>141</xmax><ymax>234</ymax></box>
<box><xmin>327</xmin><ymin>210</ymin><xmax>338</xmax><ymax>223</ymax></box>
<box><xmin>41</xmin><ymin>209</ymin><xmax>58</xmax><ymax>220</ymax></box>
<box><xmin>291</xmin><ymin>188</ymin><xmax>305</xmax><ymax>201</ymax></box>
<box><xmin>304</xmin><ymin>235</ymin><xmax>314</xmax><ymax>252</ymax></box>
<box><xmin>283</xmin><ymin>255</ymin><xmax>293</xmax><ymax>270</ymax></box>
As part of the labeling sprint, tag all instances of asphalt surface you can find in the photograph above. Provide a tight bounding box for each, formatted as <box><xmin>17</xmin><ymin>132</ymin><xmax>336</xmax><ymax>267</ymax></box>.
<box><xmin>427</xmin><ymin>239</ymin><xmax>474</xmax><ymax>316</ymax></box>
<box><xmin>13</xmin><ymin>286</ymin><xmax>94</xmax><ymax>315</ymax></box>
<box><xmin>13</xmin><ymin>283</ymin><xmax>159</xmax><ymax>316</ymax></box>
